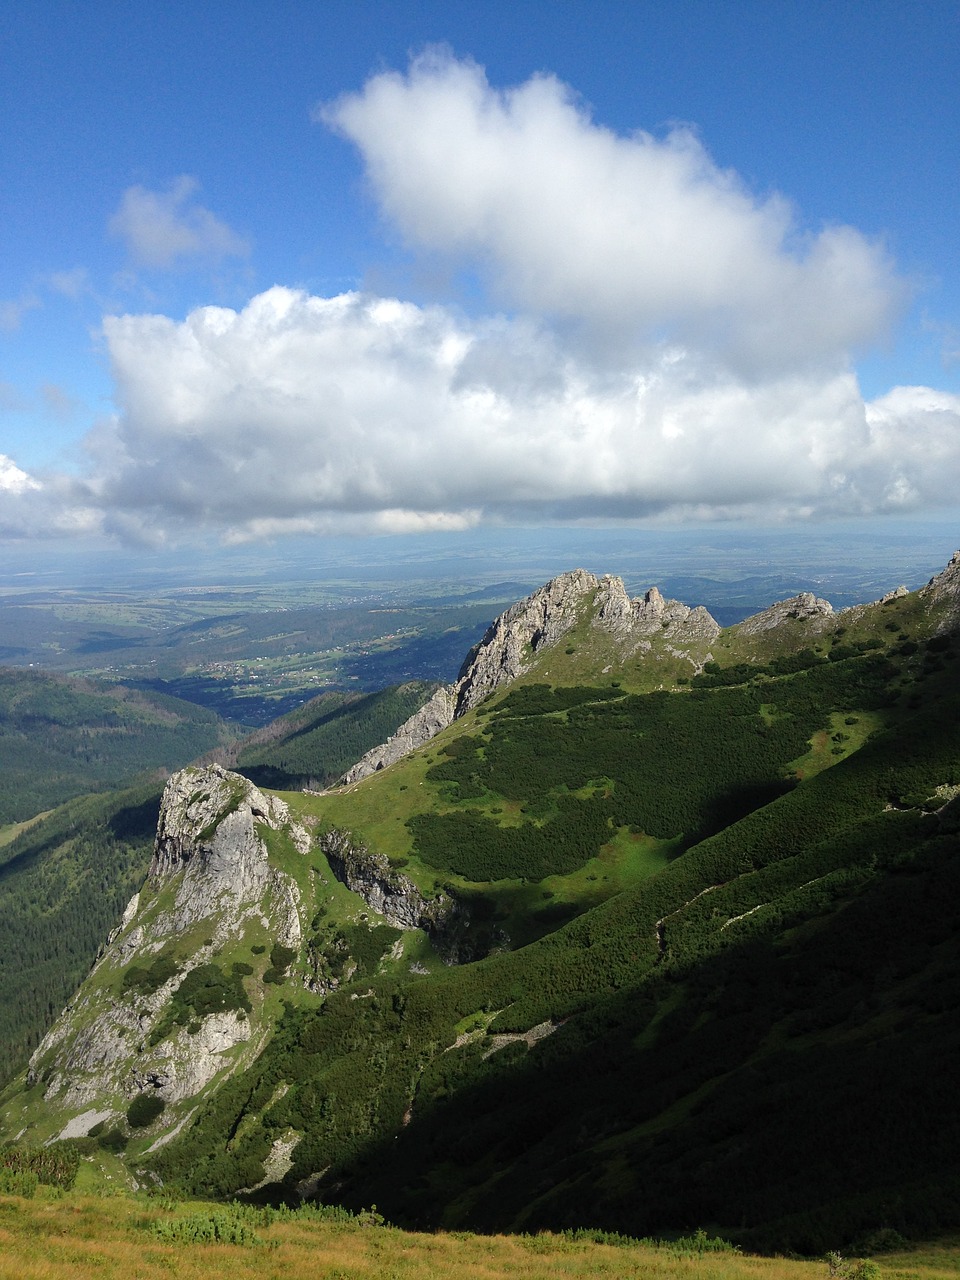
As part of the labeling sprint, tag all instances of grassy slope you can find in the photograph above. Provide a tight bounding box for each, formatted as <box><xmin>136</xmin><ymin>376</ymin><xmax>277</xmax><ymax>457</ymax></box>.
<box><xmin>127</xmin><ymin>586</ymin><xmax>960</xmax><ymax>1250</ymax></box>
<box><xmin>4</xmin><ymin>1188</ymin><xmax>953</xmax><ymax>1280</ymax></box>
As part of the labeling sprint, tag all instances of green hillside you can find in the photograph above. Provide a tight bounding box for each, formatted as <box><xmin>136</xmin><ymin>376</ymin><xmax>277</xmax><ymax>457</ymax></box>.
<box><xmin>5</xmin><ymin>568</ymin><xmax>960</xmax><ymax>1253</ymax></box>
<box><xmin>0</xmin><ymin>682</ymin><xmax>438</xmax><ymax>1088</ymax></box>
<box><xmin>0</xmin><ymin>668</ymin><xmax>236</xmax><ymax>824</ymax></box>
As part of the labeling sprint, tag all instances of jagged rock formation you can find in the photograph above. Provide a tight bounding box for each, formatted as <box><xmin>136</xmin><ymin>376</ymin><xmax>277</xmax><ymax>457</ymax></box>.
<box><xmin>24</xmin><ymin>766</ymin><xmax>308</xmax><ymax>1121</ymax></box>
<box><xmin>735</xmin><ymin>591</ymin><xmax>834</xmax><ymax>635</ymax></box>
<box><xmin>149</xmin><ymin>765</ymin><xmax>306</xmax><ymax>944</ymax></box>
<box><xmin>319</xmin><ymin>828</ymin><xmax>463</xmax><ymax>957</ymax></box>
<box><xmin>454</xmin><ymin>568</ymin><xmax>600</xmax><ymax>713</ymax></box>
<box><xmin>920</xmin><ymin>549</ymin><xmax>960</xmax><ymax>629</ymax></box>
<box><xmin>341</xmin><ymin>570</ymin><xmax>720</xmax><ymax>783</ymax></box>
<box><xmin>340</xmin><ymin>686</ymin><xmax>457</xmax><ymax>786</ymax></box>
<box><xmin>594</xmin><ymin>577</ymin><xmax>720</xmax><ymax>641</ymax></box>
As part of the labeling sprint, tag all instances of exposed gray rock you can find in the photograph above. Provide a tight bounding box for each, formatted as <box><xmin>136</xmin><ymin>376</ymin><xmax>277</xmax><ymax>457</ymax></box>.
<box><xmin>319</xmin><ymin>828</ymin><xmax>459</xmax><ymax>940</ymax></box>
<box><xmin>339</xmin><ymin>570</ymin><xmax>718</xmax><ymax>783</ymax></box>
<box><xmin>149</xmin><ymin>765</ymin><xmax>304</xmax><ymax>948</ymax></box>
<box><xmin>25</xmin><ymin>764</ymin><xmax>307</xmax><ymax>1116</ymax></box>
<box><xmin>736</xmin><ymin>592</ymin><xmax>834</xmax><ymax>635</ymax></box>
<box><xmin>920</xmin><ymin>549</ymin><xmax>960</xmax><ymax>629</ymax></box>
<box><xmin>881</xmin><ymin>585</ymin><xmax>908</xmax><ymax>603</ymax></box>
<box><xmin>595</xmin><ymin>577</ymin><xmax>720</xmax><ymax>642</ymax></box>
<box><xmin>455</xmin><ymin>569</ymin><xmax>600</xmax><ymax>713</ymax></box>
<box><xmin>340</xmin><ymin>686</ymin><xmax>457</xmax><ymax>786</ymax></box>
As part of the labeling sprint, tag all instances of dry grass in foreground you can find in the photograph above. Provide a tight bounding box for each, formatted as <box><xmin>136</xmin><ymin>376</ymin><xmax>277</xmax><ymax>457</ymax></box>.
<box><xmin>0</xmin><ymin>1191</ymin><xmax>957</xmax><ymax>1280</ymax></box>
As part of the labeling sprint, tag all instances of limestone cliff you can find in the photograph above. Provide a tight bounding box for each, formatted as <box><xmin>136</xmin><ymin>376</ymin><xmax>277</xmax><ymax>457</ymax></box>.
<box><xmin>340</xmin><ymin>570</ymin><xmax>720</xmax><ymax>783</ymax></box>
<box><xmin>22</xmin><ymin>766</ymin><xmax>309</xmax><ymax>1134</ymax></box>
<box><xmin>318</xmin><ymin>828</ymin><xmax>467</xmax><ymax>960</ymax></box>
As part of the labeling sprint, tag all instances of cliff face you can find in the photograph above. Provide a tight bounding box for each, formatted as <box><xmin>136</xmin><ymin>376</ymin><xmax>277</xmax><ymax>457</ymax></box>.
<box><xmin>22</xmin><ymin>766</ymin><xmax>309</xmax><ymax>1134</ymax></box>
<box><xmin>920</xmin><ymin>550</ymin><xmax>960</xmax><ymax>628</ymax></box>
<box><xmin>318</xmin><ymin>828</ymin><xmax>472</xmax><ymax>961</ymax></box>
<box><xmin>341</xmin><ymin>570</ymin><xmax>721</xmax><ymax>784</ymax></box>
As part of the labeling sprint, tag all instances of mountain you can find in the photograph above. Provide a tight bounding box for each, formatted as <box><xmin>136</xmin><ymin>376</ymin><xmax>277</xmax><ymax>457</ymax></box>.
<box><xmin>0</xmin><ymin>681</ymin><xmax>437</xmax><ymax>1090</ymax></box>
<box><xmin>4</xmin><ymin>556</ymin><xmax>960</xmax><ymax>1253</ymax></box>
<box><xmin>0</xmin><ymin>668</ymin><xmax>237</xmax><ymax>825</ymax></box>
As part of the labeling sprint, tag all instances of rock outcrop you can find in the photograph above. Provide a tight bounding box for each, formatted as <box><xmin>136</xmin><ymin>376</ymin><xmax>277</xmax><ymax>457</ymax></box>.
<box><xmin>25</xmin><ymin>765</ymin><xmax>308</xmax><ymax>1117</ymax></box>
<box><xmin>920</xmin><ymin>549</ymin><xmax>960</xmax><ymax>629</ymax></box>
<box><xmin>736</xmin><ymin>592</ymin><xmax>834</xmax><ymax>636</ymax></box>
<box><xmin>340</xmin><ymin>570</ymin><xmax>720</xmax><ymax>783</ymax></box>
<box><xmin>594</xmin><ymin>577</ymin><xmax>720</xmax><ymax>642</ymax></box>
<box><xmin>319</xmin><ymin>828</ymin><xmax>460</xmax><ymax>939</ymax></box>
<box><xmin>454</xmin><ymin>569</ymin><xmax>600</xmax><ymax>713</ymax></box>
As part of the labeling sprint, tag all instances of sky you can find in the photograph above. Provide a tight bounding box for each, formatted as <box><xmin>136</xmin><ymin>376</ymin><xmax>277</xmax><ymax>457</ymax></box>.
<box><xmin>2</xmin><ymin>0</ymin><xmax>960</xmax><ymax>559</ymax></box>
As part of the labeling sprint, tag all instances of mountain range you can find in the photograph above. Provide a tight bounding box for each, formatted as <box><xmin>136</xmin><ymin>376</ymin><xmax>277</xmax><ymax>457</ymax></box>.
<box><xmin>3</xmin><ymin>555</ymin><xmax>960</xmax><ymax>1254</ymax></box>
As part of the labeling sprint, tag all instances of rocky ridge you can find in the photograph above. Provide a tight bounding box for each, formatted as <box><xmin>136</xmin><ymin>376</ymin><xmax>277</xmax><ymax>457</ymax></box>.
<box><xmin>341</xmin><ymin>570</ymin><xmax>720</xmax><ymax>784</ymax></box>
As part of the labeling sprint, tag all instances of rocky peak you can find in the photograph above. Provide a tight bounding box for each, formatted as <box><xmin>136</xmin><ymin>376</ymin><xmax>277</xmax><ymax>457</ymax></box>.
<box><xmin>736</xmin><ymin>592</ymin><xmax>834</xmax><ymax>636</ymax></box>
<box><xmin>339</xmin><ymin>570</ymin><xmax>719</xmax><ymax>784</ymax></box>
<box><xmin>455</xmin><ymin>569</ymin><xmax>600</xmax><ymax>714</ymax></box>
<box><xmin>22</xmin><ymin>764</ymin><xmax>308</xmax><ymax>1122</ymax></box>
<box><xmin>149</xmin><ymin>764</ymin><xmax>305</xmax><ymax>945</ymax></box>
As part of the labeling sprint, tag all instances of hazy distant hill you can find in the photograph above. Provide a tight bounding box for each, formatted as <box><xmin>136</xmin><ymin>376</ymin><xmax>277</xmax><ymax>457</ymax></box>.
<box><xmin>0</xmin><ymin>668</ymin><xmax>236</xmax><ymax>824</ymax></box>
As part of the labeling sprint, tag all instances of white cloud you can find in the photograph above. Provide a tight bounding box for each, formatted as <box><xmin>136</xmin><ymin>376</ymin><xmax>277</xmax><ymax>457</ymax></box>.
<box><xmin>108</xmin><ymin>176</ymin><xmax>250</xmax><ymax>269</ymax></box>
<box><xmin>0</xmin><ymin>455</ymin><xmax>40</xmax><ymax>495</ymax></box>
<box><xmin>0</xmin><ymin>286</ymin><xmax>934</xmax><ymax>543</ymax></box>
<box><xmin>3</xmin><ymin>55</ymin><xmax>957</xmax><ymax>547</ymax></box>
<box><xmin>322</xmin><ymin>51</ymin><xmax>903</xmax><ymax>373</ymax></box>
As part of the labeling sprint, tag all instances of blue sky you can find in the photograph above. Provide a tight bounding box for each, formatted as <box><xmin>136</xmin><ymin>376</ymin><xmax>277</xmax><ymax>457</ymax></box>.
<box><xmin>2</xmin><ymin>1</ymin><xmax>959</xmax><ymax>553</ymax></box>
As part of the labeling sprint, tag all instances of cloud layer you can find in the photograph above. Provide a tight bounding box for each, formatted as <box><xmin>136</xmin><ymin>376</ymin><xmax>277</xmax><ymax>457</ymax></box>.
<box><xmin>2</xmin><ymin>53</ymin><xmax>957</xmax><ymax>545</ymax></box>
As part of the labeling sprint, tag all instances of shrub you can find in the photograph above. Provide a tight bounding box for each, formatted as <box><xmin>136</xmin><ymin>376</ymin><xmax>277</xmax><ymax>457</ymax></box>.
<box><xmin>127</xmin><ymin>1092</ymin><xmax>166</xmax><ymax>1128</ymax></box>
<box><xmin>0</xmin><ymin>1167</ymin><xmax>38</xmax><ymax>1197</ymax></box>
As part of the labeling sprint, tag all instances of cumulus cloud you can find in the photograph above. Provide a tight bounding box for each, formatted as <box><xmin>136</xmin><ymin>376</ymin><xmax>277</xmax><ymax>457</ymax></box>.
<box><xmin>108</xmin><ymin>176</ymin><xmax>250</xmax><ymax>269</ymax></box>
<box><xmin>4</xmin><ymin>55</ymin><xmax>957</xmax><ymax>546</ymax></box>
<box><xmin>0</xmin><ymin>286</ymin><xmax>936</xmax><ymax>543</ymax></box>
<box><xmin>321</xmin><ymin>51</ymin><xmax>903</xmax><ymax>373</ymax></box>
<box><xmin>0</xmin><ymin>455</ymin><xmax>39</xmax><ymax>495</ymax></box>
